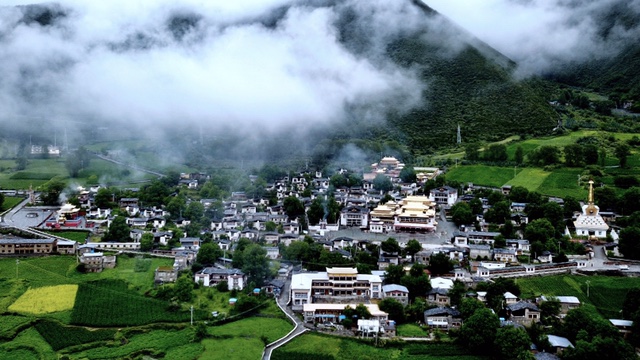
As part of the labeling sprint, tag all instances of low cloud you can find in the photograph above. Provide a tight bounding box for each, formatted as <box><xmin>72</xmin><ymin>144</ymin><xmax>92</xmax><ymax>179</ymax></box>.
<box><xmin>0</xmin><ymin>0</ymin><xmax>427</xmax><ymax>140</ymax></box>
<box><xmin>426</xmin><ymin>0</ymin><xmax>640</xmax><ymax>76</ymax></box>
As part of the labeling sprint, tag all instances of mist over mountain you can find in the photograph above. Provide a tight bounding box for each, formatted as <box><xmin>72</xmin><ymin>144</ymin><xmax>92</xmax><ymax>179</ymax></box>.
<box><xmin>0</xmin><ymin>0</ymin><xmax>635</xmax><ymax>166</ymax></box>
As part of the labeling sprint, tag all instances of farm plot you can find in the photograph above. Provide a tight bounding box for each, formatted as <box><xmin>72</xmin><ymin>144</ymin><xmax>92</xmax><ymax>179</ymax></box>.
<box><xmin>9</xmin><ymin>284</ymin><xmax>78</xmax><ymax>314</ymax></box>
<box><xmin>67</xmin><ymin>328</ymin><xmax>195</xmax><ymax>360</ymax></box>
<box><xmin>208</xmin><ymin>317</ymin><xmax>293</xmax><ymax>344</ymax></box>
<box><xmin>272</xmin><ymin>333</ymin><xmax>489</xmax><ymax>360</ymax></box>
<box><xmin>70</xmin><ymin>279</ymin><xmax>199</xmax><ymax>326</ymax></box>
<box><xmin>0</xmin><ymin>315</ymin><xmax>34</xmax><ymax>340</ymax></box>
<box><xmin>445</xmin><ymin>166</ymin><xmax>519</xmax><ymax>187</ymax></box>
<box><xmin>34</xmin><ymin>320</ymin><xmax>116</xmax><ymax>351</ymax></box>
<box><xmin>0</xmin><ymin>327</ymin><xmax>56</xmax><ymax>360</ymax></box>
<box><xmin>536</xmin><ymin>168</ymin><xmax>587</xmax><ymax>199</ymax></box>
<box><xmin>504</xmin><ymin>168</ymin><xmax>550</xmax><ymax>191</ymax></box>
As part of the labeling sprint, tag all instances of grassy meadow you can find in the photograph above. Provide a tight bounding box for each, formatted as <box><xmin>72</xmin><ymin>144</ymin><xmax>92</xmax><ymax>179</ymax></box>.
<box><xmin>9</xmin><ymin>284</ymin><xmax>78</xmax><ymax>315</ymax></box>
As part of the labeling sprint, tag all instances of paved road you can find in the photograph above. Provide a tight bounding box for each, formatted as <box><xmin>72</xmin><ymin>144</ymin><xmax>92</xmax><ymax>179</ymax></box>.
<box><xmin>262</xmin><ymin>275</ymin><xmax>307</xmax><ymax>360</ymax></box>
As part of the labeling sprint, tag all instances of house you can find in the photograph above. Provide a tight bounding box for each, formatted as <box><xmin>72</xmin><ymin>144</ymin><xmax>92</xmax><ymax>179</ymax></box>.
<box><xmin>468</xmin><ymin>244</ymin><xmax>492</xmax><ymax>260</ymax></box>
<box><xmin>180</xmin><ymin>237</ymin><xmax>200</xmax><ymax>251</ymax></box>
<box><xmin>0</xmin><ymin>238</ymin><xmax>57</xmax><ymax>255</ymax></box>
<box><xmin>194</xmin><ymin>268</ymin><xmax>246</xmax><ymax>290</ymax></box>
<box><xmin>429</xmin><ymin>186</ymin><xmax>458</xmax><ymax>206</ymax></box>
<box><xmin>382</xmin><ymin>284</ymin><xmax>409</xmax><ymax>305</ymax></box>
<box><xmin>358</xmin><ymin>319</ymin><xmax>381</xmax><ymax>335</ymax></box>
<box><xmin>493</xmin><ymin>248</ymin><xmax>517</xmax><ymax>263</ymax></box>
<box><xmin>539</xmin><ymin>296</ymin><xmax>580</xmax><ymax>316</ymax></box>
<box><xmin>506</xmin><ymin>302</ymin><xmax>540</xmax><ymax>326</ymax></box>
<box><xmin>303</xmin><ymin>303</ymin><xmax>388</xmax><ymax>323</ymax></box>
<box><xmin>154</xmin><ymin>266</ymin><xmax>178</xmax><ymax>283</ymax></box>
<box><xmin>506</xmin><ymin>239</ymin><xmax>530</xmax><ymax>254</ymax></box>
<box><xmin>423</xmin><ymin>307</ymin><xmax>462</xmax><ymax>331</ymax></box>
<box><xmin>263</xmin><ymin>232</ymin><xmax>280</xmax><ymax>245</ymax></box>
<box><xmin>79</xmin><ymin>252</ymin><xmax>116</xmax><ymax>273</ymax></box>
<box><xmin>609</xmin><ymin>319</ymin><xmax>633</xmax><ymax>338</ymax></box>
<box><xmin>504</xmin><ymin>292</ymin><xmax>518</xmax><ymax>305</ymax></box>
<box><xmin>427</xmin><ymin>288</ymin><xmax>450</xmax><ymax>306</ymax></box>
<box><xmin>467</xmin><ymin>231</ymin><xmax>501</xmax><ymax>245</ymax></box>
<box><xmin>264</xmin><ymin>246</ymin><xmax>280</xmax><ymax>259</ymax></box>
<box><xmin>263</xmin><ymin>279</ymin><xmax>285</xmax><ymax>297</ymax></box>
<box><xmin>290</xmin><ymin>267</ymin><xmax>383</xmax><ymax>310</ymax></box>
<box><xmin>546</xmin><ymin>335</ymin><xmax>573</xmax><ymax>354</ymax></box>
<box><xmin>340</xmin><ymin>206</ymin><xmax>370</xmax><ymax>228</ymax></box>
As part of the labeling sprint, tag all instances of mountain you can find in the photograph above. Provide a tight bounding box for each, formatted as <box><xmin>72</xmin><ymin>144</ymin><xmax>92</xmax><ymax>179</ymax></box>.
<box><xmin>0</xmin><ymin>1</ymin><xmax>560</xmax><ymax>165</ymax></box>
<box><xmin>322</xmin><ymin>0</ymin><xmax>557</xmax><ymax>156</ymax></box>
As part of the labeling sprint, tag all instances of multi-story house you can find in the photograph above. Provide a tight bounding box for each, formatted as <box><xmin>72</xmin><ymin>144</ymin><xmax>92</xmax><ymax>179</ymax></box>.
<box><xmin>194</xmin><ymin>268</ymin><xmax>246</xmax><ymax>290</ymax></box>
<box><xmin>290</xmin><ymin>267</ymin><xmax>382</xmax><ymax>310</ymax></box>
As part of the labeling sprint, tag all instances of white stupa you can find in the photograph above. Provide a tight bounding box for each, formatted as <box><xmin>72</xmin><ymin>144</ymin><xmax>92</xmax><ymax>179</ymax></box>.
<box><xmin>573</xmin><ymin>180</ymin><xmax>609</xmax><ymax>239</ymax></box>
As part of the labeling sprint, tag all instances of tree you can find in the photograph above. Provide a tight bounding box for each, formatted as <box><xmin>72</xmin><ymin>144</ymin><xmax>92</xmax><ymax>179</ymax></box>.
<box><xmin>103</xmin><ymin>216</ymin><xmax>131</xmax><ymax>242</ymax></box>
<box><xmin>539</xmin><ymin>297</ymin><xmax>561</xmax><ymax>326</ymax></box>
<box><xmin>283</xmin><ymin>196</ymin><xmax>304</xmax><ymax>220</ymax></box>
<box><xmin>583</xmin><ymin>144</ymin><xmax>599</xmax><ymax>165</ymax></box>
<box><xmin>619</xmin><ymin>226</ymin><xmax>640</xmax><ymax>260</ymax></box>
<box><xmin>378</xmin><ymin>298</ymin><xmax>405</xmax><ymax>324</ymax></box>
<box><xmin>400</xmin><ymin>167</ymin><xmax>417</xmax><ymax>183</ymax></box>
<box><xmin>240</xmin><ymin>244</ymin><xmax>269</xmax><ymax>287</ymax></box>
<box><xmin>384</xmin><ymin>264</ymin><xmax>405</xmax><ymax>285</ymax></box>
<box><xmin>306</xmin><ymin>197</ymin><xmax>324</xmax><ymax>225</ymax></box>
<box><xmin>484</xmin><ymin>201</ymin><xmax>510</xmax><ymax>224</ymax></box>
<box><xmin>509</xmin><ymin>186</ymin><xmax>529</xmax><ymax>203</ymax></box>
<box><xmin>65</xmin><ymin>147</ymin><xmax>91</xmax><ymax>177</ymax></box>
<box><xmin>197</xmin><ymin>242</ymin><xmax>223</xmax><ymax>265</ymax></box>
<box><xmin>401</xmin><ymin>264</ymin><xmax>431</xmax><ymax>301</ymax></box>
<box><xmin>564</xmin><ymin>144</ymin><xmax>584</xmax><ymax>167</ymax></box>
<box><xmin>0</xmin><ymin>192</ymin><xmax>4</xmax><ymax>211</ymax></box>
<box><xmin>528</xmin><ymin>145</ymin><xmax>560</xmax><ymax>166</ymax></box>
<box><xmin>465</xmin><ymin>143</ymin><xmax>480</xmax><ymax>161</ymax></box>
<box><xmin>514</xmin><ymin>146</ymin><xmax>524</xmax><ymax>164</ymax></box>
<box><xmin>458</xmin><ymin>308</ymin><xmax>500</xmax><ymax>354</ymax></box>
<box><xmin>381</xmin><ymin>237</ymin><xmax>401</xmax><ymax>254</ymax></box>
<box><xmin>459</xmin><ymin>297</ymin><xmax>485</xmax><ymax>320</ymax></box>
<box><xmin>184</xmin><ymin>201</ymin><xmax>204</xmax><ymax>222</ymax></box>
<box><xmin>525</xmin><ymin>218</ymin><xmax>555</xmax><ymax>245</ymax></box>
<box><xmin>40</xmin><ymin>179</ymin><xmax>66</xmax><ymax>205</ymax></box>
<box><xmin>373</xmin><ymin>174</ymin><xmax>393</xmax><ymax>192</ymax></box>
<box><xmin>405</xmin><ymin>239</ymin><xmax>422</xmax><ymax>262</ymax></box>
<box><xmin>174</xmin><ymin>274</ymin><xmax>194</xmax><ymax>302</ymax></box>
<box><xmin>469</xmin><ymin>197</ymin><xmax>483</xmax><ymax>215</ymax></box>
<box><xmin>622</xmin><ymin>288</ymin><xmax>640</xmax><ymax>319</ymax></box>
<box><xmin>615</xmin><ymin>143</ymin><xmax>631</xmax><ymax>168</ymax></box>
<box><xmin>495</xmin><ymin>326</ymin><xmax>533</xmax><ymax>360</ymax></box>
<box><xmin>484</xmin><ymin>144</ymin><xmax>508</xmax><ymax>162</ymax></box>
<box><xmin>94</xmin><ymin>188</ymin><xmax>115</xmax><ymax>209</ymax></box>
<box><xmin>140</xmin><ymin>233</ymin><xmax>154</xmax><ymax>251</ymax></box>
<box><xmin>451</xmin><ymin>202</ymin><xmax>474</xmax><ymax>226</ymax></box>
<box><xmin>448</xmin><ymin>280</ymin><xmax>467</xmax><ymax>307</ymax></box>
<box><xmin>427</xmin><ymin>253</ymin><xmax>453</xmax><ymax>276</ymax></box>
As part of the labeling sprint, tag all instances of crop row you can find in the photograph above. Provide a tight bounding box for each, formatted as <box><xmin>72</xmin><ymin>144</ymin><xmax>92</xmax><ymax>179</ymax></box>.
<box><xmin>70</xmin><ymin>279</ymin><xmax>200</xmax><ymax>326</ymax></box>
<box><xmin>35</xmin><ymin>319</ymin><xmax>116</xmax><ymax>351</ymax></box>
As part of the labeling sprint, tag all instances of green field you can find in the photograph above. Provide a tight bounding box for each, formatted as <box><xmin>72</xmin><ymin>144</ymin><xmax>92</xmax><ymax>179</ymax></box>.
<box><xmin>272</xmin><ymin>333</ymin><xmax>489</xmax><ymax>360</ymax></box>
<box><xmin>504</xmin><ymin>167</ymin><xmax>550</xmax><ymax>190</ymax></box>
<box><xmin>517</xmin><ymin>275</ymin><xmax>640</xmax><ymax>319</ymax></box>
<box><xmin>41</xmin><ymin>230</ymin><xmax>90</xmax><ymax>242</ymax></box>
<box><xmin>0</xmin><ymin>255</ymin><xmax>291</xmax><ymax>359</ymax></box>
<box><xmin>445</xmin><ymin>165</ymin><xmax>520</xmax><ymax>187</ymax></box>
<box><xmin>536</xmin><ymin>168</ymin><xmax>588</xmax><ymax>199</ymax></box>
<box><xmin>1</xmin><ymin>197</ymin><xmax>25</xmax><ymax>212</ymax></box>
<box><xmin>397</xmin><ymin>324</ymin><xmax>429</xmax><ymax>337</ymax></box>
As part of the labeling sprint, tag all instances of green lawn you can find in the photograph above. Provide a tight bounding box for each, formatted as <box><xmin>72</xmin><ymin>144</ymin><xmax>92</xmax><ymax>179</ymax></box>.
<box><xmin>41</xmin><ymin>231</ymin><xmax>90</xmax><ymax>242</ymax></box>
<box><xmin>445</xmin><ymin>165</ymin><xmax>520</xmax><ymax>187</ymax></box>
<box><xmin>1</xmin><ymin>197</ymin><xmax>24</xmax><ymax>212</ymax></box>
<box><xmin>517</xmin><ymin>275</ymin><xmax>640</xmax><ymax>319</ymax></box>
<box><xmin>397</xmin><ymin>324</ymin><xmax>428</xmax><ymax>337</ymax></box>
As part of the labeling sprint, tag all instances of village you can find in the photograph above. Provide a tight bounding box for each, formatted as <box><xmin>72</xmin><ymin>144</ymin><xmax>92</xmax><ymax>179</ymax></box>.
<box><xmin>1</xmin><ymin>154</ymin><xmax>638</xmax><ymax>359</ymax></box>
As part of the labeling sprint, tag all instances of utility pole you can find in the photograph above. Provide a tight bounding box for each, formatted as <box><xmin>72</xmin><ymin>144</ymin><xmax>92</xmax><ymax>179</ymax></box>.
<box><xmin>190</xmin><ymin>305</ymin><xmax>194</xmax><ymax>325</ymax></box>
<box><xmin>585</xmin><ymin>280</ymin><xmax>590</xmax><ymax>298</ymax></box>
<box><xmin>16</xmin><ymin>259</ymin><xmax>19</xmax><ymax>279</ymax></box>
